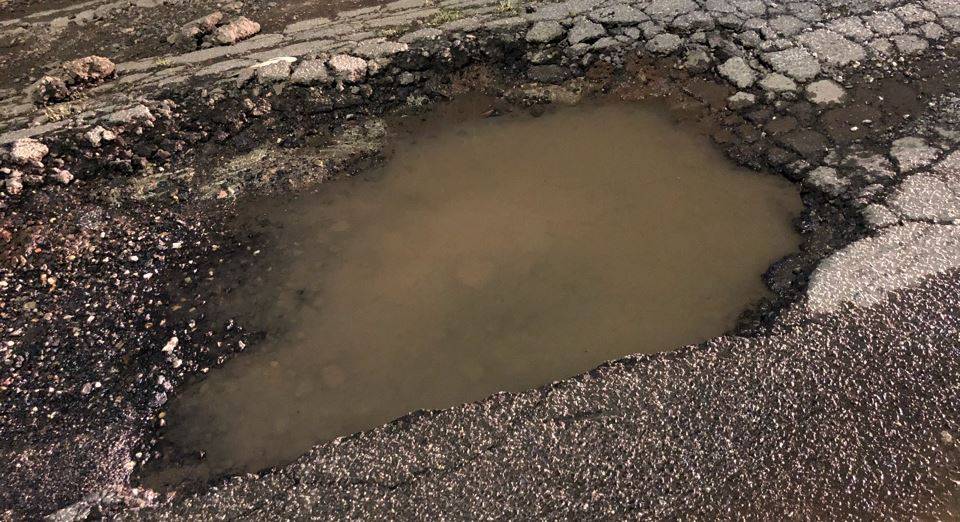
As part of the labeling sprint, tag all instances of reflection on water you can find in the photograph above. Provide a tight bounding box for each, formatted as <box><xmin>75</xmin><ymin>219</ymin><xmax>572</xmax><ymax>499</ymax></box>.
<box><xmin>148</xmin><ymin>102</ymin><xmax>801</xmax><ymax>487</ymax></box>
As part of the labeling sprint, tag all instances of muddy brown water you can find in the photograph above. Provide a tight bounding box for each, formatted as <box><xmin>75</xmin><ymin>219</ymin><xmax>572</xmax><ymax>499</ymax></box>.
<box><xmin>147</xmin><ymin>102</ymin><xmax>801</xmax><ymax>487</ymax></box>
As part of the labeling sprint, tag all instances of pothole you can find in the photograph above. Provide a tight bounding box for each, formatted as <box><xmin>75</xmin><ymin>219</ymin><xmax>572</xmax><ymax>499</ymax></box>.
<box><xmin>144</xmin><ymin>100</ymin><xmax>801</xmax><ymax>488</ymax></box>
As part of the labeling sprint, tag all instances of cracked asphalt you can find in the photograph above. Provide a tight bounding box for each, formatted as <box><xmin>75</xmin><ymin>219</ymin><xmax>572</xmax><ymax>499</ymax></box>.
<box><xmin>2</xmin><ymin>0</ymin><xmax>960</xmax><ymax>518</ymax></box>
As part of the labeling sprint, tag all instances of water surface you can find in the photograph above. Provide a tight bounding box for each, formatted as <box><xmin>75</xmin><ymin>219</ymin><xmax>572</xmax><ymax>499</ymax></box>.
<box><xmin>149</xmin><ymin>102</ymin><xmax>801</xmax><ymax>486</ymax></box>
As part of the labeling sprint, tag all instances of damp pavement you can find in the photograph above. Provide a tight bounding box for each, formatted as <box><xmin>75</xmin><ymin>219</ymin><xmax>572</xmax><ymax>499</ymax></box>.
<box><xmin>0</xmin><ymin>0</ymin><xmax>959</xmax><ymax>519</ymax></box>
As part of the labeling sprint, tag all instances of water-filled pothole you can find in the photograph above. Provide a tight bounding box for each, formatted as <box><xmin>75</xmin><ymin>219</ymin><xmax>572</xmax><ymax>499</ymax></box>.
<box><xmin>147</xmin><ymin>101</ymin><xmax>801</xmax><ymax>487</ymax></box>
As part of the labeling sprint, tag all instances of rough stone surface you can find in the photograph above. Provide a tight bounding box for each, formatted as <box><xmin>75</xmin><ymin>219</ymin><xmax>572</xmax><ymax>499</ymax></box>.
<box><xmin>106</xmin><ymin>104</ymin><xmax>155</xmax><ymax>125</ymax></box>
<box><xmin>327</xmin><ymin>54</ymin><xmax>368</xmax><ymax>82</ymax></box>
<box><xmin>254</xmin><ymin>59</ymin><xmax>293</xmax><ymax>84</ymax></box>
<box><xmin>528</xmin><ymin>64</ymin><xmax>569</xmax><ymax>84</ymax></box>
<box><xmin>804</xmin><ymin>165</ymin><xmax>849</xmax><ymax>196</ymax></box>
<box><xmin>62</xmin><ymin>55</ymin><xmax>117</xmax><ymax>83</ymax></box>
<box><xmin>645</xmin><ymin>33</ymin><xmax>682</xmax><ymax>54</ymax></box>
<box><xmin>727</xmin><ymin>91</ymin><xmax>756</xmax><ymax>110</ymax></box>
<box><xmin>212</xmin><ymin>17</ymin><xmax>261</xmax><ymax>45</ymax></box>
<box><xmin>758</xmin><ymin>72</ymin><xmax>797</xmax><ymax>93</ymax></box>
<box><xmin>84</xmin><ymin>126</ymin><xmax>117</xmax><ymax>147</ymax></box>
<box><xmin>9</xmin><ymin>138</ymin><xmax>49</xmax><ymax>165</ymax></box>
<box><xmin>718</xmin><ymin>57</ymin><xmax>756</xmax><ymax>88</ymax></box>
<box><xmin>796</xmin><ymin>29</ymin><xmax>866</xmax><ymax>67</ymax></box>
<box><xmin>890</xmin><ymin>137</ymin><xmax>941</xmax><ymax>173</ymax></box>
<box><xmin>861</xmin><ymin>203</ymin><xmax>899</xmax><ymax>229</ymax></box>
<box><xmin>805</xmin><ymin>79</ymin><xmax>846</xmax><ymax>106</ymax></box>
<box><xmin>682</xmin><ymin>48</ymin><xmax>712</xmax><ymax>73</ymax></box>
<box><xmin>567</xmin><ymin>19</ymin><xmax>606</xmax><ymax>45</ymax></box>
<box><xmin>290</xmin><ymin>59</ymin><xmax>332</xmax><ymax>85</ymax></box>
<box><xmin>892</xmin><ymin>34</ymin><xmax>929</xmax><ymax>54</ymax></box>
<box><xmin>588</xmin><ymin>4</ymin><xmax>646</xmax><ymax>25</ymax></box>
<box><xmin>807</xmin><ymin>223</ymin><xmax>960</xmax><ymax>312</ymax></box>
<box><xmin>526</xmin><ymin>21</ymin><xmax>565</xmax><ymax>43</ymax></box>
<box><xmin>354</xmin><ymin>40</ymin><xmax>408</xmax><ymax>59</ymax></box>
<box><xmin>888</xmin><ymin>172</ymin><xmax>960</xmax><ymax>223</ymax></box>
<box><xmin>762</xmin><ymin>47</ymin><xmax>821</xmax><ymax>81</ymax></box>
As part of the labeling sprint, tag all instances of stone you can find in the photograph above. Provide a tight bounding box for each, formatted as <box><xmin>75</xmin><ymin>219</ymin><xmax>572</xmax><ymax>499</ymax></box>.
<box><xmin>169</xmin><ymin>11</ymin><xmax>223</xmax><ymax>48</ymax></box>
<box><xmin>526</xmin><ymin>21</ymin><xmax>565</xmax><ymax>43</ymax></box>
<box><xmin>9</xmin><ymin>138</ymin><xmax>48</xmax><ymax>165</ymax></box>
<box><xmin>807</xmin><ymin>222</ymin><xmax>960</xmax><ymax>312</ymax></box>
<box><xmin>727</xmin><ymin>91</ymin><xmax>756</xmax><ymax>110</ymax></box>
<box><xmin>590</xmin><ymin>37</ymin><xmax>619</xmax><ymax>50</ymax></box>
<box><xmin>645</xmin><ymin>0</ymin><xmax>697</xmax><ymax>21</ymax></box>
<box><xmin>213</xmin><ymin>17</ymin><xmax>261</xmax><ymax>45</ymax></box>
<box><xmin>920</xmin><ymin>22</ymin><xmax>947</xmax><ymax>40</ymax></box>
<box><xmin>893</xmin><ymin>4</ymin><xmax>936</xmax><ymax>25</ymax></box>
<box><xmin>826</xmin><ymin>17</ymin><xmax>875</xmax><ymax>43</ymax></box>
<box><xmin>398</xmin><ymin>28</ymin><xmax>443</xmax><ymax>43</ymax></box>
<box><xmin>805</xmin><ymin>79</ymin><xmax>846</xmax><ymax>106</ymax></box>
<box><xmin>762</xmin><ymin>47</ymin><xmax>821</xmax><ymax>82</ymax></box>
<box><xmin>935</xmin><ymin>151</ymin><xmax>960</xmax><ymax>177</ymax></box>
<box><xmin>50</xmin><ymin>169</ymin><xmax>73</xmax><ymax>184</ymax></box>
<box><xmin>4</xmin><ymin>171</ymin><xmax>23</xmax><ymax>195</ymax></box>
<box><xmin>805</xmin><ymin>166</ymin><xmax>849</xmax><ymax>197</ymax></box>
<box><xmin>645</xmin><ymin>33</ymin><xmax>682</xmax><ymax>54</ymax></box>
<box><xmin>567</xmin><ymin>19</ymin><xmax>606</xmax><ymax>45</ymax></box>
<box><xmin>527</xmin><ymin>64</ymin><xmax>569</xmax><ymax>84</ymax></box>
<box><xmin>254</xmin><ymin>59</ymin><xmax>293</xmax><ymax>84</ymax></box>
<box><xmin>672</xmin><ymin>11</ymin><xmax>714</xmax><ymax>31</ymax></box>
<box><xmin>796</xmin><ymin>30</ymin><xmax>866</xmax><ymax>67</ymax></box>
<box><xmin>84</xmin><ymin>126</ymin><xmax>117</xmax><ymax>147</ymax></box>
<box><xmin>29</xmin><ymin>75</ymin><xmax>69</xmax><ymax>103</ymax></box>
<box><xmin>845</xmin><ymin>152</ymin><xmax>896</xmax><ymax>182</ymax></box>
<box><xmin>354</xmin><ymin>40</ymin><xmax>408</xmax><ymax>59</ymax></box>
<box><xmin>925</xmin><ymin>0</ymin><xmax>960</xmax><ymax>17</ymax></box>
<box><xmin>717</xmin><ymin>57</ymin><xmax>756</xmax><ymax>88</ymax></box>
<box><xmin>62</xmin><ymin>55</ymin><xmax>116</xmax><ymax>83</ymax></box>
<box><xmin>891</xmin><ymin>35</ymin><xmax>928</xmax><ymax>54</ymax></box>
<box><xmin>768</xmin><ymin>15</ymin><xmax>806</xmax><ymax>37</ymax></box>
<box><xmin>890</xmin><ymin>137</ymin><xmax>940</xmax><ymax>173</ymax></box>
<box><xmin>887</xmin><ymin>172</ymin><xmax>960</xmax><ymax>222</ymax></box>
<box><xmin>682</xmin><ymin>48</ymin><xmax>712</xmax><ymax>73</ymax></box>
<box><xmin>588</xmin><ymin>4</ymin><xmax>647</xmax><ymax>26</ymax></box>
<box><xmin>861</xmin><ymin>204</ymin><xmax>899</xmax><ymax>229</ymax></box>
<box><xmin>758</xmin><ymin>73</ymin><xmax>797</xmax><ymax>93</ymax></box>
<box><xmin>865</xmin><ymin>11</ymin><xmax>905</xmax><ymax>37</ymax></box>
<box><xmin>327</xmin><ymin>54</ymin><xmax>368</xmax><ymax>82</ymax></box>
<box><xmin>290</xmin><ymin>60</ymin><xmax>332</xmax><ymax>85</ymax></box>
<box><xmin>107</xmin><ymin>104</ymin><xmax>155</xmax><ymax>125</ymax></box>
